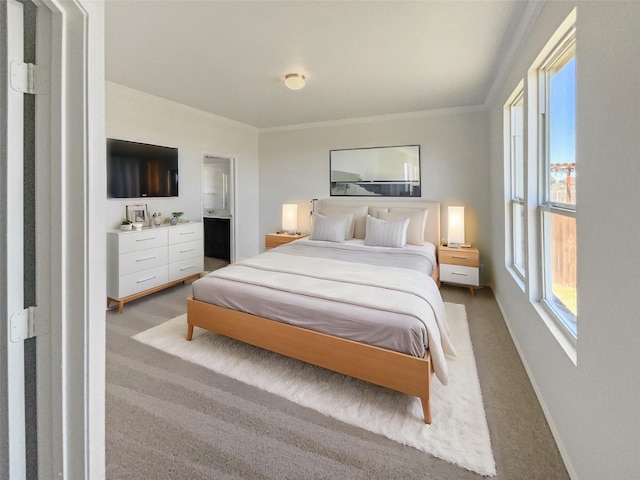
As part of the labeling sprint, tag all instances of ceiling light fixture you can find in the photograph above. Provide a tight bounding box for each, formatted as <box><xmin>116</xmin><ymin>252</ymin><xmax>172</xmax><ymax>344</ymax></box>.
<box><xmin>284</xmin><ymin>73</ymin><xmax>306</xmax><ymax>90</ymax></box>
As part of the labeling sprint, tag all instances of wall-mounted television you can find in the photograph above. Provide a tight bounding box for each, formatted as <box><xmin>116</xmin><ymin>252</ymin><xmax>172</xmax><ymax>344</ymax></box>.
<box><xmin>107</xmin><ymin>138</ymin><xmax>179</xmax><ymax>198</ymax></box>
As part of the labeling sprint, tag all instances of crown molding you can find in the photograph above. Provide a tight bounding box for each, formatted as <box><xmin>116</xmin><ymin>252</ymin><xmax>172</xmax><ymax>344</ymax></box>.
<box><xmin>483</xmin><ymin>0</ymin><xmax>546</xmax><ymax>108</ymax></box>
<box><xmin>260</xmin><ymin>104</ymin><xmax>488</xmax><ymax>133</ymax></box>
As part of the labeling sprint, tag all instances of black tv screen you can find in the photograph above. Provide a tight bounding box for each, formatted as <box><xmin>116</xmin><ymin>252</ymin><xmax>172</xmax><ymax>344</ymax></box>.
<box><xmin>107</xmin><ymin>138</ymin><xmax>179</xmax><ymax>198</ymax></box>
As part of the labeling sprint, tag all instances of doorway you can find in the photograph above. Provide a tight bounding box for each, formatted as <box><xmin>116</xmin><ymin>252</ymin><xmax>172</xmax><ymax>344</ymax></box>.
<box><xmin>202</xmin><ymin>155</ymin><xmax>235</xmax><ymax>270</ymax></box>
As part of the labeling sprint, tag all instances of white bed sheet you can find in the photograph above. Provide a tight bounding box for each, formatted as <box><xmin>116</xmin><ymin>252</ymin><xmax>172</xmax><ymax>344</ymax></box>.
<box><xmin>193</xmin><ymin>238</ymin><xmax>441</xmax><ymax>359</ymax></box>
<box><xmin>283</xmin><ymin>237</ymin><xmax>437</xmax><ymax>276</ymax></box>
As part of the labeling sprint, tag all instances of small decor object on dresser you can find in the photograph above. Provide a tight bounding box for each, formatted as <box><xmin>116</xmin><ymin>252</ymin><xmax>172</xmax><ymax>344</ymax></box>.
<box><xmin>438</xmin><ymin>245</ymin><xmax>480</xmax><ymax>295</ymax></box>
<box><xmin>126</xmin><ymin>203</ymin><xmax>149</xmax><ymax>227</ymax></box>
<box><xmin>170</xmin><ymin>211</ymin><xmax>184</xmax><ymax>225</ymax></box>
<box><xmin>120</xmin><ymin>219</ymin><xmax>132</xmax><ymax>231</ymax></box>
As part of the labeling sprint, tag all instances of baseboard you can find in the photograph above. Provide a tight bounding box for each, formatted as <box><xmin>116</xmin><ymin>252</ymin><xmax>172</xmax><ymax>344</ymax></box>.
<box><xmin>493</xmin><ymin>293</ymin><xmax>579</xmax><ymax>480</ymax></box>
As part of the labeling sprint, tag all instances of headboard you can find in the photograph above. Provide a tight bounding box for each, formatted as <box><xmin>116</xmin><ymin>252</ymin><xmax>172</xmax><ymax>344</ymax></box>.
<box><xmin>318</xmin><ymin>198</ymin><xmax>441</xmax><ymax>247</ymax></box>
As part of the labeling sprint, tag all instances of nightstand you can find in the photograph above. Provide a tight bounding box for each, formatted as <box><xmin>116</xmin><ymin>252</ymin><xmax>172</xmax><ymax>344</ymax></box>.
<box><xmin>265</xmin><ymin>233</ymin><xmax>309</xmax><ymax>250</ymax></box>
<box><xmin>438</xmin><ymin>245</ymin><xmax>480</xmax><ymax>295</ymax></box>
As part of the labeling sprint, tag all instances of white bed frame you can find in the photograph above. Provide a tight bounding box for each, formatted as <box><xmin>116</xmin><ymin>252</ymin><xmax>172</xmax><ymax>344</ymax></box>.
<box><xmin>187</xmin><ymin>199</ymin><xmax>441</xmax><ymax>423</ymax></box>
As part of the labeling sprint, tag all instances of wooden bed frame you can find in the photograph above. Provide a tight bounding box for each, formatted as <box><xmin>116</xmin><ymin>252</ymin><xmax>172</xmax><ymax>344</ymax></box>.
<box><xmin>187</xmin><ymin>297</ymin><xmax>434</xmax><ymax>423</ymax></box>
<box><xmin>186</xmin><ymin>200</ymin><xmax>441</xmax><ymax>424</ymax></box>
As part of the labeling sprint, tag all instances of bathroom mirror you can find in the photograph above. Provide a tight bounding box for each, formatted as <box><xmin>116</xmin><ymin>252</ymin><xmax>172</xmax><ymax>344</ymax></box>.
<box><xmin>330</xmin><ymin>145</ymin><xmax>421</xmax><ymax>197</ymax></box>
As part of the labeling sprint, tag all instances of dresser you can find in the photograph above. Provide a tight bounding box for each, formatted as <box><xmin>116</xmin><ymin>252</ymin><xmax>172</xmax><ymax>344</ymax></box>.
<box><xmin>107</xmin><ymin>222</ymin><xmax>204</xmax><ymax>313</ymax></box>
<box><xmin>438</xmin><ymin>245</ymin><xmax>480</xmax><ymax>295</ymax></box>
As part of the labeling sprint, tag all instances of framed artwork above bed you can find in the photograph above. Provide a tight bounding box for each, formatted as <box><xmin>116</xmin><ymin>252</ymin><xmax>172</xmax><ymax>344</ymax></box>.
<box><xmin>330</xmin><ymin>145</ymin><xmax>421</xmax><ymax>197</ymax></box>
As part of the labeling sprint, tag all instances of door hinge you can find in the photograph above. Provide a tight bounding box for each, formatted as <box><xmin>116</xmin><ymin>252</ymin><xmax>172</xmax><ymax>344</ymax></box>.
<box><xmin>10</xmin><ymin>61</ymin><xmax>49</xmax><ymax>95</ymax></box>
<box><xmin>10</xmin><ymin>306</ymin><xmax>47</xmax><ymax>342</ymax></box>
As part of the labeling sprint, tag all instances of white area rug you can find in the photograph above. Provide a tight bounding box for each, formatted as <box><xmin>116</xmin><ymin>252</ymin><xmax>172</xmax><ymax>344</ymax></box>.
<box><xmin>132</xmin><ymin>302</ymin><xmax>495</xmax><ymax>476</ymax></box>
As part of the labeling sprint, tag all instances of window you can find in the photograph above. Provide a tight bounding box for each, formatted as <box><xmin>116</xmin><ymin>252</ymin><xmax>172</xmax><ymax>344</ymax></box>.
<box><xmin>538</xmin><ymin>25</ymin><xmax>577</xmax><ymax>338</ymax></box>
<box><xmin>505</xmin><ymin>85</ymin><xmax>526</xmax><ymax>281</ymax></box>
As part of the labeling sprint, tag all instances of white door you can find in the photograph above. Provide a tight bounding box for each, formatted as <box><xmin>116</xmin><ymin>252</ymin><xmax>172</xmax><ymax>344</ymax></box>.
<box><xmin>1</xmin><ymin>1</ymin><xmax>28</xmax><ymax>477</ymax></box>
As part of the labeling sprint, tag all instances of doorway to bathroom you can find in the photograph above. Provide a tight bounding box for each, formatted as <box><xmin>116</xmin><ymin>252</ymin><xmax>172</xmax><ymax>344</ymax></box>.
<box><xmin>202</xmin><ymin>155</ymin><xmax>235</xmax><ymax>270</ymax></box>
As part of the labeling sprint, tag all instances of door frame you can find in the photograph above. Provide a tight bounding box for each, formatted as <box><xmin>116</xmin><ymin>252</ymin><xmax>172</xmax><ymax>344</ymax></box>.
<box><xmin>1</xmin><ymin>2</ymin><xmax>27</xmax><ymax>477</ymax></box>
<box><xmin>35</xmin><ymin>0</ymin><xmax>106</xmax><ymax>478</ymax></box>
<box><xmin>1</xmin><ymin>0</ymin><xmax>106</xmax><ymax>478</ymax></box>
<box><xmin>202</xmin><ymin>153</ymin><xmax>237</xmax><ymax>263</ymax></box>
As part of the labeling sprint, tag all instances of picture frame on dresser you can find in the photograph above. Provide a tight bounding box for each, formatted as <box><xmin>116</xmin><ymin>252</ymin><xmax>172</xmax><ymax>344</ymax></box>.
<box><xmin>126</xmin><ymin>203</ymin><xmax>149</xmax><ymax>227</ymax></box>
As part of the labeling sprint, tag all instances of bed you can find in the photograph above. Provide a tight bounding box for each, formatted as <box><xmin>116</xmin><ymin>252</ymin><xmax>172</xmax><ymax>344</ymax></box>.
<box><xmin>186</xmin><ymin>200</ymin><xmax>455</xmax><ymax>424</ymax></box>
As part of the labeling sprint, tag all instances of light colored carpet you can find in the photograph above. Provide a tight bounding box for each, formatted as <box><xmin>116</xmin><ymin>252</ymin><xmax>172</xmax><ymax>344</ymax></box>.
<box><xmin>132</xmin><ymin>302</ymin><xmax>495</xmax><ymax>476</ymax></box>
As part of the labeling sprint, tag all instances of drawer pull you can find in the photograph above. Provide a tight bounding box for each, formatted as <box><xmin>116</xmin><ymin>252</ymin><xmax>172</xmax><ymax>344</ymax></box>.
<box><xmin>452</xmin><ymin>255</ymin><xmax>468</xmax><ymax>259</ymax></box>
<box><xmin>179</xmin><ymin>248</ymin><xmax>195</xmax><ymax>254</ymax></box>
<box><xmin>180</xmin><ymin>231</ymin><xmax>195</xmax><ymax>235</ymax></box>
<box><xmin>451</xmin><ymin>272</ymin><xmax>469</xmax><ymax>276</ymax></box>
<box><xmin>136</xmin><ymin>256</ymin><xmax>156</xmax><ymax>262</ymax></box>
<box><xmin>136</xmin><ymin>275</ymin><xmax>156</xmax><ymax>283</ymax></box>
<box><xmin>136</xmin><ymin>237</ymin><xmax>156</xmax><ymax>242</ymax></box>
<box><xmin>179</xmin><ymin>265</ymin><xmax>195</xmax><ymax>271</ymax></box>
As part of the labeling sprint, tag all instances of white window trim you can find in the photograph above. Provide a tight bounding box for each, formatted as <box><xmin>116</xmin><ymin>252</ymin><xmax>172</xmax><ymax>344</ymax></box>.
<box><xmin>504</xmin><ymin>81</ymin><xmax>526</xmax><ymax>289</ymax></box>
<box><xmin>524</xmin><ymin>8</ymin><xmax>577</xmax><ymax>361</ymax></box>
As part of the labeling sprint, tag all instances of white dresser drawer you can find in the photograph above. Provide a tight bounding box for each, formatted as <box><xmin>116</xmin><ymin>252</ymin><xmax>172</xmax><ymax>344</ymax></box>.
<box><xmin>118</xmin><ymin>246</ymin><xmax>168</xmax><ymax>277</ymax></box>
<box><xmin>168</xmin><ymin>239</ymin><xmax>203</xmax><ymax>263</ymax></box>
<box><xmin>118</xmin><ymin>265</ymin><xmax>168</xmax><ymax>298</ymax></box>
<box><xmin>118</xmin><ymin>229</ymin><xmax>168</xmax><ymax>254</ymax></box>
<box><xmin>169</xmin><ymin>223</ymin><xmax>202</xmax><ymax>244</ymax></box>
<box><xmin>168</xmin><ymin>257</ymin><xmax>203</xmax><ymax>282</ymax></box>
<box><xmin>440</xmin><ymin>264</ymin><xmax>479</xmax><ymax>286</ymax></box>
<box><xmin>107</xmin><ymin>223</ymin><xmax>203</xmax><ymax>312</ymax></box>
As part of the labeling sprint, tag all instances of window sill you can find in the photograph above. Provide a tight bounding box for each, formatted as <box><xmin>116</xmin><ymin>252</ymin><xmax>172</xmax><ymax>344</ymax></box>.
<box><xmin>532</xmin><ymin>301</ymin><xmax>577</xmax><ymax>366</ymax></box>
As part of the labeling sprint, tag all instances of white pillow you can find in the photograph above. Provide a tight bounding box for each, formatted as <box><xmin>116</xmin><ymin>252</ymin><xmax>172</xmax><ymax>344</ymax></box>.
<box><xmin>310</xmin><ymin>213</ymin><xmax>353</xmax><ymax>243</ymax></box>
<box><xmin>379</xmin><ymin>208</ymin><xmax>429</xmax><ymax>245</ymax></box>
<box><xmin>364</xmin><ymin>215</ymin><xmax>409</xmax><ymax>248</ymax></box>
<box><xmin>318</xmin><ymin>205</ymin><xmax>368</xmax><ymax>239</ymax></box>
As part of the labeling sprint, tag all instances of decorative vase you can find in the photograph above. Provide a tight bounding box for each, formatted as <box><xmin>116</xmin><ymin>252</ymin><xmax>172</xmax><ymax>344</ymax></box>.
<box><xmin>170</xmin><ymin>217</ymin><xmax>178</xmax><ymax>226</ymax></box>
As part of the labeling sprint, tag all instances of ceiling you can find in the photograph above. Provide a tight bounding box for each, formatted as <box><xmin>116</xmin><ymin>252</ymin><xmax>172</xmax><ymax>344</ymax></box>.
<box><xmin>105</xmin><ymin>1</ymin><xmax>532</xmax><ymax>129</ymax></box>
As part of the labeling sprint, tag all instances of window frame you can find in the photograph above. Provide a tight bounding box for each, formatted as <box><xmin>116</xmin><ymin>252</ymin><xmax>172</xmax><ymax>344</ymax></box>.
<box><xmin>504</xmin><ymin>84</ymin><xmax>527</xmax><ymax>284</ymax></box>
<box><xmin>536</xmin><ymin>24</ymin><xmax>577</xmax><ymax>341</ymax></box>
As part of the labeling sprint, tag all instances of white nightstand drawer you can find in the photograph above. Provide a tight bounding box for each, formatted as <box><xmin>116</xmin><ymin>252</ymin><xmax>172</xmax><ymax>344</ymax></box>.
<box><xmin>118</xmin><ymin>265</ymin><xmax>168</xmax><ymax>298</ymax></box>
<box><xmin>169</xmin><ymin>223</ymin><xmax>202</xmax><ymax>244</ymax></box>
<box><xmin>168</xmin><ymin>258</ymin><xmax>203</xmax><ymax>282</ymax></box>
<box><xmin>119</xmin><ymin>246</ymin><xmax>168</xmax><ymax>276</ymax></box>
<box><xmin>440</xmin><ymin>264</ymin><xmax>479</xmax><ymax>286</ymax></box>
<box><xmin>118</xmin><ymin>229</ymin><xmax>168</xmax><ymax>254</ymax></box>
<box><xmin>169</xmin><ymin>239</ymin><xmax>203</xmax><ymax>263</ymax></box>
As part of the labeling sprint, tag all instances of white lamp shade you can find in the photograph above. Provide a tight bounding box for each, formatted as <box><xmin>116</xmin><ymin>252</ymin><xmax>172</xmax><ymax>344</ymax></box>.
<box><xmin>448</xmin><ymin>206</ymin><xmax>465</xmax><ymax>245</ymax></box>
<box><xmin>282</xmin><ymin>204</ymin><xmax>298</xmax><ymax>232</ymax></box>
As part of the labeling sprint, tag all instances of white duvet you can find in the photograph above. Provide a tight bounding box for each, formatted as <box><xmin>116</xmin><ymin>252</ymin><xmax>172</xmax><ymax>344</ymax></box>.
<box><xmin>192</xmin><ymin>239</ymin><xmax>456</xmax><ymax>384</ymax></box>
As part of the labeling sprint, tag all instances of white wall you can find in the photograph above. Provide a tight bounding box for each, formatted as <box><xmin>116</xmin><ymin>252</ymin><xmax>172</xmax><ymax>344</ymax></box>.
<box><xmin>258</xmin><ymin>109</ymin><xmax>492</xmax><ymax>279</ymax></box>
<box><xmin>105</xmin><ymin>82</ymin><xmax>260</xmax><ymax>260</ymax></box>
<box><xmin>488</xmin><ymin>2</ymin><xmax>640</xmax><ymax>479</ymax></box>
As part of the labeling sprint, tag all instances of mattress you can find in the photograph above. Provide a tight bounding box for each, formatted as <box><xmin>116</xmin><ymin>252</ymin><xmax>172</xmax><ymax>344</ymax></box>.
<box><xmin>192</xmin><ymin>238</ymin><xmax>453</xmax><ymax>381</ymax></box>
